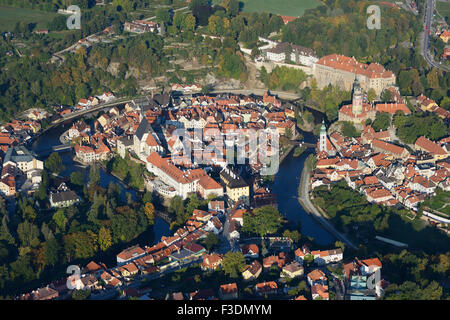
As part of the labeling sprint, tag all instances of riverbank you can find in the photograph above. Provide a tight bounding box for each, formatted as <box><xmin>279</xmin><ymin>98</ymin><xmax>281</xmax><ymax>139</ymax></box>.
<box><xmin>297</xmin><ymin>159</ymin><xmax>358</xmax><ymax>250</ymax></box>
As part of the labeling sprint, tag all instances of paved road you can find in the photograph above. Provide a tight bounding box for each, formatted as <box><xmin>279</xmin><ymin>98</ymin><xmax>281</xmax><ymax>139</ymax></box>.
<box><xmin>298</xmin><ymin>168</ymin><xmax>358</xmax><ymax>250</ymax></box>
<box><xmin>142</xmin><ymin>6</ymin><xmax>188</xmax><ymax>21</ymax></box>
<box><xmin>422</xmin><ymin>0</ymin><xmax>449</xmax><ymax>71</ymax></box>
<box><xmin>212</xmin><ymin>89</ymin><xmax>301</xmax><ymax>101</ymax></box>
<box><xmin>218</xmin><ymin>204</ymin><xmax>240</xmax><ymax>253</ymax></box>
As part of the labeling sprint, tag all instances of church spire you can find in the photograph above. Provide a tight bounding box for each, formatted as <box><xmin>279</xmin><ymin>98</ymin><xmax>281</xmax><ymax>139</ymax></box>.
<box><xmin>319</xmin><ymin>120</ymin><xmax>327</xmax><ymax>152</ymax></box>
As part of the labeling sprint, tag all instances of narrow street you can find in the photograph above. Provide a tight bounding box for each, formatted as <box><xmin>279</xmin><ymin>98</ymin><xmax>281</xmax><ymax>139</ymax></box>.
<box><xmin>217</xmin><ymin>203</ymin><xmax>240</xmax><ymax>254</ymax></box>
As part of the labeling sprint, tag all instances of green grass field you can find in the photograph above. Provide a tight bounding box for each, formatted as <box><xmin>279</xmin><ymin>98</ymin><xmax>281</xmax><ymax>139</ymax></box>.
<box><xmin>436</xmin><ymin>1</ymin><xmax>450</xmax><ymax>20</ymax></box>
<box><xmin>213</xmin><ymin>0</ymin><xmax>321</xmax><ymax>16</ymax></box>
<box><xmin>0</xmin><ymin>6</ymin><xmax>58</xmax><ymax>32</ymax></box>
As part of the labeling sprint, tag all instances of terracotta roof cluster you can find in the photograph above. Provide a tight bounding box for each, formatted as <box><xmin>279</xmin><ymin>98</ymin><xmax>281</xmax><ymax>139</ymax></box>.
<box><xmin>365</xmin><ymin>187</ymin><xmax>392</xmax><ymax>200</ymax></box>
<box><xmin>316</xmin><ymin>54</ymin><xmax>394</xmax><ymax>79</ymax></box>
<box><xmin>263</xmin><ymin>252</ymin><xmax>286</xmax><ymax>268</ymax></box>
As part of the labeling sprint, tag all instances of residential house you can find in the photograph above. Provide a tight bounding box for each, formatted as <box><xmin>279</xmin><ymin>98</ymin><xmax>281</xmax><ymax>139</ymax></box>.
<box><xmin>311</xmin><ymin>284</ymin><xmax>329</xmax><ymax>300</ymax></box>
<box><xmin>241</xmin><ymin>244</ymin><xmax>259</xmax><ymax>259</ymax></box>
<box><xmin>208</xmin><ymin>200</ymin><xmax>225</xmax><ymax>214</ymax></box>
<box><xmin>307</xmin><ymin>269</ymin><xmax>327</xmax><ymax>286</ymax></box>
<box><xmin>220</xmin><ymin>167</ymin><xmax>250</xmax><ymax>205</ymax></box>
<box><xmin>189</xmin><ymin>289</ymin><xmax>216</xmax><ymax>300</ymax></box>
<box><xmin>357</xmin><ymin>257</ymin><xmax>382</xmax><ymax>276</ymax></box>
<box><xmin>116</xmin><ymin>245</ymin><xmax>145</xmax><ymax>265</ymax></box>
<box><xmin>49</xmin><ymin>190</ymin><xmax>79</xmax><ymax>208</ymax></box>
<box><xmin>242</xmin><ymin>260</ymin><xmax>262</xmax><ymax>281</ymax></box>
<box><xmin>415</xmin><ymin>136</ymin><xmax>448</xmax><ymax>161</ymax></box>
<box><xmin>202</xmin><ymin>253</ymin><xmax>223</xmax><ymax>271</ymax></box>
<box><xmin>255</xmin><ymin>281</ymin><xmax>278</xmax><ymax>296</ymax></box>
<box><xmin>219</xmin><ymin>283</ymin><xmax>238</xmax><ymax>300</ymax></box>
<box><xmin>30</xmin><ymin>286</ymin><xmax>59</xmax><ymax>300</ymax></box>
<box><xmin>117</xmin><ymin>262</ymin><xmax>139</xmax><ymax>278</ymax></box>
<box><xmin>281</xmin><ymin>262</ymin><xmax>304</xmax><ymax>279</ymax></box>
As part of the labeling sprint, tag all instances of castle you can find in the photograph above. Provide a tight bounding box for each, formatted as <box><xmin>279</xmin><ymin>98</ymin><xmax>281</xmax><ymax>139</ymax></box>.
<box><xmin>338</xmin><ymin>78</ymin><xmax>376</xmax><ymax>125</ymax></box>
<box><xmin>313</xmin><ymin>54</ymin><xmax>396</xmax><ymax>96</ymax></box>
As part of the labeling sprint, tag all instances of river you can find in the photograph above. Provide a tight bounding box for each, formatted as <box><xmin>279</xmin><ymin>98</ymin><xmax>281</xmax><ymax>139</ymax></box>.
<box><xmin>272</xmin><ymin>130</ymin><xmax>335</xmax><ymax>245</ymax></box>
<box><xmin>30</xmin><ymin>122</ymin><xmax>171</xmax><ymax>245</ymax></box>
<box><xmin>31</xmin><ymin>117</ymin><xmax>334</xmax><ymax>246</ymax></box>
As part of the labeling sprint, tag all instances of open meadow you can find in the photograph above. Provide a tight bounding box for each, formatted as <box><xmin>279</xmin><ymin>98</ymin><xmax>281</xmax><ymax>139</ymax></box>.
<box><xmin>213</xmin><ymin>0</ymin><xmax>321</xmax><ymax>17</ymax></box>
<box><xmin>0</xmin><ymin>6</ymin><xmax>58</xmax><ymax>32</ymax></box>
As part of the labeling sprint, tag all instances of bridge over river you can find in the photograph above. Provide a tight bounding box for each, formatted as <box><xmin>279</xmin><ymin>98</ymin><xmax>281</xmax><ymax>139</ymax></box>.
<box><xmin>35</xmin><ymin>143</ymin><xmax>72</xmax><ymax>157</ymax></box>
<box><xmin>290</xmin><ymin>140</ymin><xmax>316</xmax><ymax>148</ymax></box>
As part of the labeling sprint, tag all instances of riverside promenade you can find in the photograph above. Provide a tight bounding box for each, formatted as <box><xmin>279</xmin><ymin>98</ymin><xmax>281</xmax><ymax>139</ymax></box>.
<box><xmin>298</xmin><ymin>163</ymin><xmax>358</xmax><ymax>250</ymax></box>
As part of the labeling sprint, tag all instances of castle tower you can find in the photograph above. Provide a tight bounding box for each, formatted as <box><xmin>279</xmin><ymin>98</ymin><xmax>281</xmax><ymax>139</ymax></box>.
<box><xmin>352</xmin><ymin>78</ymin><xmax>363</xmax><ymax>115</ymax></box>
<box><xmin>319</xmin><ymin>120</ymin><xmax>327</xmax><ymax>153</ymax></box>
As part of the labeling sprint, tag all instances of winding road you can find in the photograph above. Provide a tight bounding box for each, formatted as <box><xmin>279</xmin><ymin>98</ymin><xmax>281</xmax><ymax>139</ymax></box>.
<box><xmin>422</xmin><ymin>0</ymin><xmax>449</xmax><ymax>71</ymax></box>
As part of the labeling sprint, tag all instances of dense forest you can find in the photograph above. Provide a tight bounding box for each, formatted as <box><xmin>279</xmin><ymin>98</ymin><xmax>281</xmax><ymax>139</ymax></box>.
<box><xmin>393</xmin><ymin>111</ymin><xmax>448</xmax><ymax>144</ymax></box>
<box><xmin>0</xmin><ymin>156</ymin><xmax>158</xmax><ymax>297</ymax></box>
<box><xmin>380</xmin><ymin>47</ymin><xmax>449</xmax><ymax>106</ymax></box>
<box><xmin>281</xmin><ymin>0</ymin><xmax>422</xmax><ymax>59</ymax></box>
<box><xmin>258</xmin><ymin>66</ymin><xmax>308</xmax><ymax>92</ymax></box>
<box><xmin>0</xmin><ymin>30</ymin><xmax>166</xmax><ymax>120</ymax></box>
<box><xmin>312</xmin><ymin>180</ymin><xmax>450</xmax><ymax>254</ymax></box>
<box><xmin>382</xmin><ymin>250</ymin><xmax>449</xmax><ymax>300</ymax></box>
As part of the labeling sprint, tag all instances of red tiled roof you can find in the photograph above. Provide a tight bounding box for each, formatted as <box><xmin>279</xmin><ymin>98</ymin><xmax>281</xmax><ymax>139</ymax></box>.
<box><xmin>316</xmin><ymin>54</ymin><xmax>394</xmax><ymax>79</ymax></box>
<box><xmin>220</xmin><ymin>283</ymin><xmax>238</xmax><ymax>295</ymax></box>
<box><xmin>198</xmin><ymin>175</ymin><xmax>222</xmax><ymax>190</ymax></box>
<box><xmin>117</xmin><ymin>245</ymin><xmax>145</xmax><ymax>261</ymax></box>
<box><xmin>361</xmin><ymin>257</ymin><xmax>382</xmax><ymax>268</ymax></box>
<box><xmin>307</xmin><ymin>269</ymin><xmax>326</xmax><ymax>282</ymax></box>
<box><xmin>147</xmin><ymin>152</ymin><xmax>207</xmax><ymax>184</ymax></box>
<box><xmin>415</xmin><ymin>136</ymin><xmax>447</xmax><ymax>156</ymax></box>
<box><xmin>375</xmin><ymin>103</ymin><xmax>411</xmax><ymax>115</ymax></box>
<box><xmin>280</xmin><ymin>15</ymin><xmax>297</xmax><ymax>24</ymax></box>
<box><xmin>372</xmin><ymin>139</ymin><xmax>406</xmax><ymax>156</ymax></box>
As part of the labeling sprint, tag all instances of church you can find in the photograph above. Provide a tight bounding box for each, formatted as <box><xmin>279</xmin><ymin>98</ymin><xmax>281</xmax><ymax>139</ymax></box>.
<box><xmin>338</xmin><ymin>78</ymin><xmax>376</xmax><ymax>125</ymax></box>
<box><xmin>316</xmin><ymin>120</ymin><xmax>336</xmax><ymax>158</ymax></box>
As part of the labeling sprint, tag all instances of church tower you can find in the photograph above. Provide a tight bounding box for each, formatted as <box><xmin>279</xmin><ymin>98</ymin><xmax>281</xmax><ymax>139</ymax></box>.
<box><xmin>352</xmin><ymin>78</ymin><xmax>363</xmax><ymax>115</ymax></box>
<box><xmin>319</xmin><ymin>120</ymin><xmax>327</xmax><ymax>153</ymax></box>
